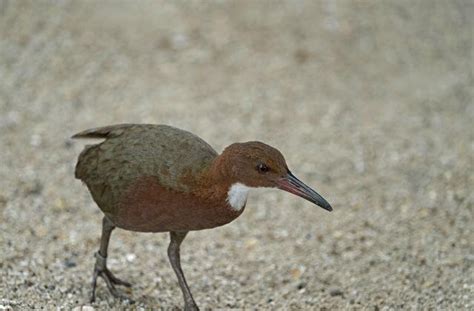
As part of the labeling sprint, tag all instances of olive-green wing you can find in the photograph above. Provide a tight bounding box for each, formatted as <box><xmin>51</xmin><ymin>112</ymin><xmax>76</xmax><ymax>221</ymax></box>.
<box><xmin>73</xmin><ymin>124</ymin><xmax>218</xmax><ymax>212</ymax></box>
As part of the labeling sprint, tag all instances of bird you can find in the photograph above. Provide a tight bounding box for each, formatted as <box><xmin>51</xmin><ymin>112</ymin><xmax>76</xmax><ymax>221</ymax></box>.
<box><xmin>72</xmin><ymin>123</ymin><xmax>332</xmax><ymax>310</ymax></box>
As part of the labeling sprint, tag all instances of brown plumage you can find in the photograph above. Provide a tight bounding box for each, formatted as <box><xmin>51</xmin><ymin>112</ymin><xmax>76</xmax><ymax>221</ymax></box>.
<box><xmin>73</xmin><ymin>123</ymin><xmax>331</xmax><ymax>310</ymax></box>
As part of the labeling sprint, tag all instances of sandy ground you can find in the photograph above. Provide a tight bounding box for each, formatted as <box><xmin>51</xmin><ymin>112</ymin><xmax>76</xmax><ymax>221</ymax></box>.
<box><xmin>1</xmin><ymin>1</ymin><xmax>473</xmax><ymax>310</ymax></box>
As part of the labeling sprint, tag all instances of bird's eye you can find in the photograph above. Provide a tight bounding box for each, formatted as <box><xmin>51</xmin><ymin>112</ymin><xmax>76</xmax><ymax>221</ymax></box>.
<box><xmin>257</xmin><ymin>163</ymin><xmax>269</xmax><ymax>173</ymax></box>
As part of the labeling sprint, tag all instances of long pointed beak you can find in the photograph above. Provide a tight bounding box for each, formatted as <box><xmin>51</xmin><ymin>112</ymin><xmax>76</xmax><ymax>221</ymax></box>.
<box><xmin>276</xmin><ymin>171</ymin><xmax>332</xmax><ymax>211</ymax></box>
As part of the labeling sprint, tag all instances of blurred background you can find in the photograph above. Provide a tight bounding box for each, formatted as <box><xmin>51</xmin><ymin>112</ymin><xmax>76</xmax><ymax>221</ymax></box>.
<box><xmin>0</xmin><ymin>0</ymin><xmax>472</xmax><ymax>309</ymax></box>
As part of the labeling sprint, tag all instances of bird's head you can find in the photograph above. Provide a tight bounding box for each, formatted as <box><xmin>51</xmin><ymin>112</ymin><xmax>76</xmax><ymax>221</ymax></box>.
<box><xmin>216</xmin><ymin>141</ymin><xmax>332</xmax><ymax>211</ymax></box>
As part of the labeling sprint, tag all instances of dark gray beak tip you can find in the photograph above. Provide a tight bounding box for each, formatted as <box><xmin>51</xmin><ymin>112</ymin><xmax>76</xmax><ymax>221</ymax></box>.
<box><xmin>321</xmin><ymin>202</ymin><xmax>333</xmax><ymax>212</ymax></box>
<box><xmin>309</xmin><ymin>194</ymin><xmax>332</xmax><ymax>212</ymax></box>
<box><xmin>278</xmin><ymin>171</ymin><xmax>333</xmax><ymax>212</ymax></box>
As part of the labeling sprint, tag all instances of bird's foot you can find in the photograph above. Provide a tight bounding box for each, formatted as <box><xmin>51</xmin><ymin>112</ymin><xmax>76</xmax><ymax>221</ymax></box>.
<box><xmin>90</xmin><ymin>252</ymin><xmax>134</xmax><ymax>303</ymax></box>
<box><xmin>184</xmin><ymin>303</ymin><xmax>199</xmax><ymax>311</ymax></box>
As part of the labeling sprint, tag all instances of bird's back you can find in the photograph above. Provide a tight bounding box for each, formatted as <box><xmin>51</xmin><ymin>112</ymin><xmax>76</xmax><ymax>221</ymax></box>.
<box><xmin>73</xmin><ymin>124</ymin><xmax>218</xmax><ymax>214</ymax></box>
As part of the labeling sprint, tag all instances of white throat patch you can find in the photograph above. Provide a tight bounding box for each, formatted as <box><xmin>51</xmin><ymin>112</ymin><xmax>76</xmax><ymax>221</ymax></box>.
<box><xmin>227</xmin><ymin>183</ymin><xmax>250</xmax><ymax>211</ymax></box>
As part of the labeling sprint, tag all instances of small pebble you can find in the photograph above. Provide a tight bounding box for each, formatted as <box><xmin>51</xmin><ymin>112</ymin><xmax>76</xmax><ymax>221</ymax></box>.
<box><xmin>297</xmin><ymin>282</ymin><xmax>306</xmax><ymax>290</ymax></box>
<box><xmin>126</xmin><ymin>253</ymin><xmax>136</xmax><ymax>262</ymax></box>
<box><xmin>64</xmin><ymin>258</ymin><xmax>77</xmax><ymax>268</ymax></box>
<box><xmin>329</xmin><ymin>288</ymin><xmax>344</xmax><ymax>297</ymax></box>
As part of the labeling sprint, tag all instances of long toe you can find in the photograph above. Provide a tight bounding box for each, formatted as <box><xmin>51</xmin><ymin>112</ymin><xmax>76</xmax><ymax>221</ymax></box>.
<box><xmin>90</xmin><ymin>292</ymin><xmax>96</xmax><ymax>304</ymax></box>
<box><xmin>90</xmin><ymin>270</ymin><xmax>99</xmax><ymax>303</ymax></box>
<box><xmin>105</xmin><ymin>269</ymin><xmax>132</xmax><ymax>287</ymax></box>
<box><xmin>101</xmin><ymin>271</ymin><xmax>135</xmax><ymax>303</ymax></box>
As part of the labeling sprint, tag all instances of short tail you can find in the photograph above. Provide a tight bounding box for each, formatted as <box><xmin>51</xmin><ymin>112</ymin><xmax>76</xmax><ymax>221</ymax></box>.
<box><xmin>71</xmin><ymin>124</ymin><xmax>135</xmax><ymax>139</ymax></box>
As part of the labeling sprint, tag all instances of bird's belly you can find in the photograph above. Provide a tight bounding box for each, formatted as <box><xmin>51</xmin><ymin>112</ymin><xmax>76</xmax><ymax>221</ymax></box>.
<box><xmin>108</xmin><ymin>176</ymin><xmax>243</xmax><ymax>232</ymax></box>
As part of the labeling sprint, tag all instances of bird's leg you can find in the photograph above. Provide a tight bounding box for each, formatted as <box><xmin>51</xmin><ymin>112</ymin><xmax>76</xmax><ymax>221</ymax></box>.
<box><xmin>90</xmin><ymin>216</ymin><xmax>132</xmax><ymax>303</ymax></box>
<box><xmin>168</xmin><ymin>231</ymin><xmax>198</xmax><ymax>311</ymax></box>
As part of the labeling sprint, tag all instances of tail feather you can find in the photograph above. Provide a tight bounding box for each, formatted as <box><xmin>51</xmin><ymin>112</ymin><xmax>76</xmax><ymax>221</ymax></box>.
<box><xmin>71</xmin><ymin>124</ymin><xmax>134</xmax><ymax>139</ymax></box>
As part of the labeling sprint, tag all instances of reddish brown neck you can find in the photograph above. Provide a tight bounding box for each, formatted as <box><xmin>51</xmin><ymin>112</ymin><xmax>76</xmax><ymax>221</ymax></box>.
<box><xmin>192</xmin><ymin>153</ymin><xmax>234</xmax><ymax>201</ymax></box>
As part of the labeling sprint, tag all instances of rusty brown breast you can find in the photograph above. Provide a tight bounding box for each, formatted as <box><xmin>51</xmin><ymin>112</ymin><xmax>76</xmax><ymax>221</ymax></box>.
<box><xmin>74</xmin><ymin>124</ymin><xmax>243</xmax><ymax>232</ymax></box>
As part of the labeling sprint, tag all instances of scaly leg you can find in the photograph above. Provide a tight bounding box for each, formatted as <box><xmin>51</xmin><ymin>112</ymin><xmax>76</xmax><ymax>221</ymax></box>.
<box><xmin>90</xmin><ymin>216</ymin><xmax>132</xmax><ymax>303</ymax></box>
<box><xmin>168</xmin><ymin>231</ymin><xmax>198</xmax><ymax>311</ymax></box>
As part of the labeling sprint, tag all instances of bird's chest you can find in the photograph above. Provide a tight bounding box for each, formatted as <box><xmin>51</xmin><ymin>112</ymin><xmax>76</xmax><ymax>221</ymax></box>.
<box><xmin>110</xmin><ymin>176</ymin><xmax>245</xmax><ymax>232</ymax></box>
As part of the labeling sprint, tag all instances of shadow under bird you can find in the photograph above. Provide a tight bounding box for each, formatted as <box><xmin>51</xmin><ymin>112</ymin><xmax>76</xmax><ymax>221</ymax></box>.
<box><xmin>72</xmin><ymin>124</ymin><xmax>332</xmax><ymax>310</ymax></box>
